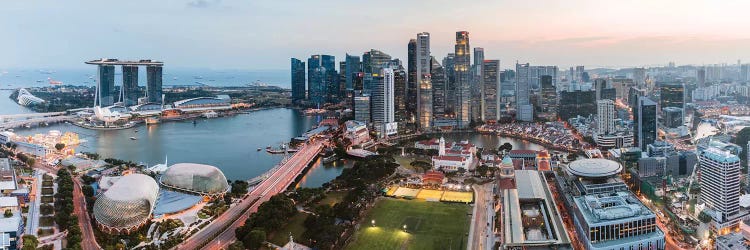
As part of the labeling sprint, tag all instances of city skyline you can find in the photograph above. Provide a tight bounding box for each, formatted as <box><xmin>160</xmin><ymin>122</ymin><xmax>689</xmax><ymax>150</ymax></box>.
<box><xmin>2</xmin><ymin>0</ymin><xmax>750</xmax><ymax>70</ymax></box>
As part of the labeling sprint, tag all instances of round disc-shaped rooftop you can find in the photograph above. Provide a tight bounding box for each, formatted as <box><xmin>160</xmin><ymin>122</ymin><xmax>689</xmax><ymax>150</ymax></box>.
<box><xmin>567</xmin><ymin>158</ymin><xmax>622</xmax><ymax>178</ymax></box>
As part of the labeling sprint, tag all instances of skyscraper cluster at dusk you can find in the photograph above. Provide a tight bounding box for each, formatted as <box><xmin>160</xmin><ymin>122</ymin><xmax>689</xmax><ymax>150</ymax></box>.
<box><xmin>291</xmin><ymin>31</ymin><xmax>519</xmax><ymax>135</ymax></box>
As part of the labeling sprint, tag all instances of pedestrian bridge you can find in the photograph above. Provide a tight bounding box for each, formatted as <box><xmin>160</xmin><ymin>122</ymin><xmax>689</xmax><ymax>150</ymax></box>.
<box><xmin>0</xmin><ymin>112</ymin><xmax>67</xmax><ymax>123</ymax></box>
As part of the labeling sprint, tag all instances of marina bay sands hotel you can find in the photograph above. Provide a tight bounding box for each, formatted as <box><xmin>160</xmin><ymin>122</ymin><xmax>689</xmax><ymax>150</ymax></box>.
<box><xmin>85</xmin><ymin>59</ymin><xmax>163</xmax><ymax>107</ymax></box>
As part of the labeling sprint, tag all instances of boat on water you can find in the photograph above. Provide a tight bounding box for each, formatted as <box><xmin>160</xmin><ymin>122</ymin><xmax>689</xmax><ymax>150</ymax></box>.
<box><xmin>129</xmin><ymin>137</ymin><xmax>137</xmax><ymax>140</ymax></box>
<box><xmin>304</xmin><ymin>108</ymin><xmax>327</xmax><ymax>116</ymax></box>
<box><xmin>257</xmin><ymin>148</ymin><xmax>262</xmax><ymax>151</ymax></box>
<box><xmin>145</xmin><ymin>117</ymin><xmax>160</xmax><ymax>125</ymax></box>
<box><xmin>322</xmin><ymin>154</ymin><xmax>337</xmax><ymax>164</ymax></box>
<box><xmin>203</xmin><ymin>110</ymin><xmax>218</xmax><ymax>118</ymax></box>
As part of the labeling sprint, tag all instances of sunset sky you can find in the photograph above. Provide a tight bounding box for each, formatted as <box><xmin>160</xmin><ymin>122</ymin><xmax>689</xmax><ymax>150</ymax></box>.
<box><xmin>2</xmin><ymin>0</ymin><xmax>749</xmax><ymax>69</ymax></box>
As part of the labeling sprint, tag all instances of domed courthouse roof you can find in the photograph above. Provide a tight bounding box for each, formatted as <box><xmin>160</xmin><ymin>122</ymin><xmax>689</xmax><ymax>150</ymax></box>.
<box><xmin>159</xmin><ymin>163</ymin><xmax>229</xmax><ymax>196</ymax></box>
<box><xmin>93</xmin><ymin>174</ymin><xmax>159</xmax><ymax>233</ymax></box>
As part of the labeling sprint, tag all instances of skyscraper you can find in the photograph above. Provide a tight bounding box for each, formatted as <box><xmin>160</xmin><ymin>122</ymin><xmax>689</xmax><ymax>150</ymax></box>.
<box><xmin>515</xmin><ymin>63</ymin><xmax>533</xmax><ymax>121</ymax></box>
<box><xmin>699</xmin><ymin>147</ymin><xmax>742</xmax><ymax>233</ymax></box>
<box><xmin>393</xmin><ymin>66</ymin><xmax>408</xmax><ymax>123</ymax></box>
<box><xmin>472</xmin><ymin>48</ymin><xmax>484</xmax><ymax>122</ymax></box>
<box><xmin>407</xmin><ymin>39</ymin><xmax>418</xmax><ymax>123</ymax></box>
<box><xmin>659</xmin><ymin>82</ymin><xmax>685</xmax><ymax>110</ymax></box>
<box><xmin>482</xmin><ymin>60</ymin><xmax>500</xmax><ymax>121</ymax></box>
<box><xmin>594</xmin><ymin>78</ymin><xmax>607</xmax><ymax>101</ymax></box>
<box><xmin>442</xmin><ymin>53</ymin><xmax>456</xmax><ymax>116</ymax></box>
<box><xmin>307</xmin><ymin>55</ymin><xmax>335</xmax><ymax>105</ymax></box>
<box><xmin>575</xmin><ymin>65</ymin><xmax>585</xmax><ymax>83</ymax></box>
<box><xmin>430</xmin><ymin>57</ymin><xmax>446</xmax><ymax>118</ymax></box>
<box><xmin>362</xmin><ymin>50</ymin><xmax>392</xmax><ymax>97</ymax></box>
<box><xmin>96</xmin><ymin>65</ymin><xmax>115</xmax><ymax>107</ymax></box>
<box><xmin>291</xmin><ymin>58</ymin><xmax>306</xmax><ymax>103</ymax></box>
<box><xmin>146</xmin><ymin>66</ymin><xmax>163</xmax><ymax>104</ymax></box>
<box><xmin>633</xmin><ymin>67</ymin><xmax>646</xmax><ymax>87</ymax></box>
<box><xmin>416</xmin><ymin>32</ymin><xmax>432</xmax><ymax>129</ymax></box>
<box><xmin>371</xmin><ymin>67</ymin><xmax>395</xmax><ymax>126</ymax></box>
<box><xmin>362</xmin><ymin>50</ymin><xmax>391</xmax><ymax>74</ymax></box>
<box><xmin>539</xmin><ymin>75</ymin><xmax>557</xmax><ymax>121</ymax></box>
<box><xmin>353</xmin><ymin>95</ymin><xmax>371</xmax><ymax>124</ymax></box>
<box><xmin>121</xmin><ymin>65</ymin><xmax>139</xmax><ymax>106</ymax></box>
<box><xmin>454</xmin><ymin>31</ymin><xmax>471</xmax><ymax>128</ymax></box>
<box><xmin>697</xmin><ymin>68</ymin><xmax>706</xmax><ymax>88</ymax></box>
<box><xmin>597</xmin><ymin>99</ymin><xmax>615</xmax><ymax>135</ymax></box>
<box><xmin>344</xmin><ymin>54</ymin><xmax>361</xmax><ymax>91</ymax></box>
<box><xmin>635</xmin><ymin>96</ymin><xmax>657</xmax><ymax>150</ymax></box>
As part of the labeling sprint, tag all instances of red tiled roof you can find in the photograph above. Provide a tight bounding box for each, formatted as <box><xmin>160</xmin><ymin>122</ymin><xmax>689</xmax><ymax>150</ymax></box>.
<box><xmin>433</xmin><ymin>155</ymin><xmax>465</xmax><ymax>161</ymax></box>
<box><xmin>498</xmin><ymin>177</ymin><xmax>516</xmax><ymax>189</ymax></box>
<box><xmin>538</xmin><ymin>160</ymin><xmax>551</xmax><ymax>171</ymax></box>
<box><xmin>509</xmin><ymin>150</ymin><xmax>537</xmax><ymax>155</ymax></box>
<box><xmin>512</xmin><ymin>159</ymin><xmax>523</xmax><ymax>170</ymax></box>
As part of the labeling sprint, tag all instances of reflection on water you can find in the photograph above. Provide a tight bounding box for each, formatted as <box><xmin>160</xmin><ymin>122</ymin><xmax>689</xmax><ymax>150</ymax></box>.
<box><xmin>12</xmin><ymin>108</ymin><xmax>550</xmax><ymax>188</ymax></box>
<box><xmin>17</xmin><ymin>108</ymin><xmax>322</xmax><ymax>182</ymax></box>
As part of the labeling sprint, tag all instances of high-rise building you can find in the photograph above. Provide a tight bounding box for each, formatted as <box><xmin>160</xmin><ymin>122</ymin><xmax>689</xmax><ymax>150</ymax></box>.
<box><xmin>741</xmin><ymin>64</ymin><xmax>749</xmax><ymax>82</ymax></box>
<box><xmin>145</xmin><ymin>66</ymin><xmax>162</xmax><ymax>104</ymax></box>
<box><xmin>416</xmin><ymin>32</ymin><xmax>432</xmax><ymax>129</ymax></box>
<box><xmin>454</xmin><ymin>31</ymin><xmax>471</xmax><ymax>128</ymax></box>
<box><xmin>699</xmin><ymin>147</ymin><xmax>742</xmax><ymax>234</ymax></box>
<box><xmin>530</xmin><ymin>66</ymin><xmax>558</xmax><ymax>90</ymax></box>
<box><xmin>662</xmin><ymin>107</ymin><xmax>683</xmax><ymax>128</ymax></box>
<box><xmin>659</xmin><ymin>82</ymin><xmax>684</xmax><ymax>110</ymax></box>
<box><xmin>633</xmin><ymin>67</ymin><xmax>646</xmax><ymax>87</ymax></box>
<box><xmin>407</xmin><ymin>39</ymin><xmax>418</xmax><ymax>123</ymax></box>
<box><xmin>594</xmin><ymin>78</ymin><xmax>607</xmax><ymax>101</ymax></box>
<box><xmin>307</xmin><ymin>55</ymin><xmax>335</xmax><ymax>105</ymax></box>
<box><xmin>442</xmin><ymin>53</ymin><xmax>456</xmax><ymax>116</ymax></box>
<box><xmin>121</xmin><ymin>65</ymin><xmax>139</xmax><ymax>106</ymax></box>
<box><xmin>575</xmin><ymin>65</ymin><xmax>585</xmax><ymax>83</ymax></box>
<box><xmin>371</xmin><ymin>68</ymin><xmax>395</xmax><ymax>126</ymax></box>
<box><xmin>471</xmin><ymin>47</ymin><xmax>484</xmax><ymax>122</ymax></box>
<box><xmin>597</xmin><ymin>99</ymin><xmax>615</xmax><ymax>135</ymax></box>
<box><xmin>344</xmin><ymin>54</ymin><xmax>361</xmax><ymax>91</ymax></box>
<box><xmin>515</xmin><ymin>63</ymin><xmax>533</xmax><ymax>121</ymax></box>
<box><xmin>353</xmin><ymin>95</ymin><xmax>371</xmax><ymax>124</ymax></box>
<box><xmin>558</xmin><ymin>90</ymin><xmax>596</xmax><ymax>121</ymax></box>
<box><xmin>96</xmin><ymin>65</ymin><xmax>115</xmax><ymax>107</ymax></box>
<box><xmin>697</xmin><ymin>68</ymin><xmax>707</xmax><ymax>88</ymax></box>
<box><xmin>339</xmin><ymin>61</ymin><xmax>346</xmax><ymax>98</ymax></box>
<box><xmin>635</xmin><ymin>96</ymin><xmax>657</xmax><ymax>150</ymax></box>
<box><xmin>430</xmin><ymin>57</ymin><xmax>446</xmax><ymax>118</ymax></box>
<box><xmin>362</xmin><ymin>49</ymin><xmax>391</xmax><ymax>74</ymax></box>
<box><xmin>291</xmin><ymin>58</ymin><xmax>306</xmax><ymax>103</ymax></box>
<box><xmin>539</xmin><ymin>75</ymin><xmax>557</xmax><ymax>121</ymax></box>
<box><xmin>393</xmin><ymin>66</ymin><xmax>408</xmax><ymax>123</ymax></box>
<box><xmin>482</xmin><ymin>60</ymin><xmax>500</xmax><ymax>121</ymax></box>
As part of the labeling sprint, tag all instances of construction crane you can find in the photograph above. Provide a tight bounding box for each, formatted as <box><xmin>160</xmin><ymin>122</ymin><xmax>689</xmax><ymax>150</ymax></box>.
<box><xmin>684</xmin><ymin>163</ymin><xmax>700</xmax><ymax>217</ymax></box>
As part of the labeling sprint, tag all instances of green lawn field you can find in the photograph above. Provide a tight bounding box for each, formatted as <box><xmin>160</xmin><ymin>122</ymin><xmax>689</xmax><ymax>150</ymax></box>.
<box><xmin>346</xmin><ymin>198</ymin><xmax>471</xmax><ymax>250</ymax></box>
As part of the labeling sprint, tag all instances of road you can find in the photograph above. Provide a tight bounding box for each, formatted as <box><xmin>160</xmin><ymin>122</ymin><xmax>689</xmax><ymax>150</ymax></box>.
<box><xmin>469</xmin><ymin>183</ymin><xmax>495</xmax><ymax>250</ymax></box>
<box><xmin>73</xmin><ymin>178</ymin><xmax>101</xmax><ymax>250</ymax></box>
<box><xmin>25</xmin><ymin>171</ymin><xmax>42</xmax><ymax>236</ymax></box>
<box><xmin>176</xmin><ymin>140</ymin><xmax>324</xmax><ymax>250</ymax></box>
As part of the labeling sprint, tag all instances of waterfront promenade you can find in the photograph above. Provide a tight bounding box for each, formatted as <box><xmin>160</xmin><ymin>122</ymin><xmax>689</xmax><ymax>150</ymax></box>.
<box><xmin>176</xmin><ymin>139</ymin><xmax>325</xmax><ymax>250</ymax></box>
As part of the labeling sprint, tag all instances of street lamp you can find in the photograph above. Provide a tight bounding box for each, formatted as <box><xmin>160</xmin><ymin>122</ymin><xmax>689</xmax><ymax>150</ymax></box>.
<box><xmin>371</xmin><ymin>220</ymin><xmax>375</xmax><ymax>227</ymax></box>
<box><xmin>403</xmin><ymin>224</ymin><xmax>407</xmax><ymax>232</ymax></box>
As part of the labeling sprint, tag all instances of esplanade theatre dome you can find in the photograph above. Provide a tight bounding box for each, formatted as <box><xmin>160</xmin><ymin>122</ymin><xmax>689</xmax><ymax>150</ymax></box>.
<box><xmin>159</xmin><ymin>163</ymin><xmax>229</xmax><ymax>196</ymax></box>
<box><xmin>93</xmin><ymin>174</ymin><xmax>159</xmax><ymax>234</ymax></box>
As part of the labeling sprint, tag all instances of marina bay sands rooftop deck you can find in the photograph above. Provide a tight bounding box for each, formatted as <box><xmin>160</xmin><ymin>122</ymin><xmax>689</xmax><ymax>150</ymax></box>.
<box><xmin>85</xmin><ymin>59</ymin><xmax>164</xmax><ymax>66</ymax></box>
